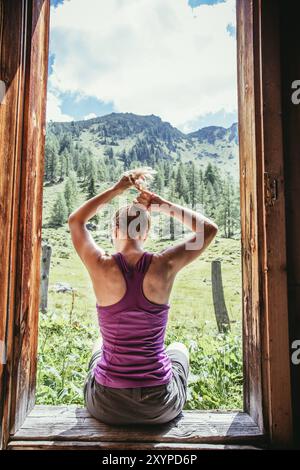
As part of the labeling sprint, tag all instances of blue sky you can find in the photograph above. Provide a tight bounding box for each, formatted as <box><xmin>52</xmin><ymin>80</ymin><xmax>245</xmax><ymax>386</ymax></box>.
<box><xmin>51</xmin><ymin>0</ymin><xmax>64</xmax><ymax>7</ymax></box>
<box><xmin>47</xmin><ymin>0</ymin><xmax>237</xmax><ymax>131</ymax></box>
<box><xmin>188</xmin><ymin>0</ymin><xmax>225</xmax><ymax>6</ymax></box>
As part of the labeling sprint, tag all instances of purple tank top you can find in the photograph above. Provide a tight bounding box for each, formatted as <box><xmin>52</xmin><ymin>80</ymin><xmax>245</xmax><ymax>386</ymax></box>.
<box><xmin>94</xmin><ymin>251</ymin><xmax>173</xmax><ymax>388</ymax></box>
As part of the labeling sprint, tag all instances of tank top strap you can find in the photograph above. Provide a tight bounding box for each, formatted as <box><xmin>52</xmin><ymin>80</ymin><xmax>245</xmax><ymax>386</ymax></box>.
<box><xmin>136</xmin><ymin>251</ymin><xmax>154</xmax><ymax>273</ymax></box>
<box><xmin>112</xmin><ymin>252</ymin><xmax>130</xmax><ymax>275</ymax></box>
<box><xmin>112</xmin><ymin>251</ymin><xmax>153</xmax><ymax>277</ymax></box>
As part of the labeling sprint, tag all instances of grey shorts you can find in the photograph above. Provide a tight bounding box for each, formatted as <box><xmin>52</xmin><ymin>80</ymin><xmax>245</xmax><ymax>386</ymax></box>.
<box><xmin>83</xmin><ymin>345</ymin><xmax>189</xmax><ymax>425</ymax></box>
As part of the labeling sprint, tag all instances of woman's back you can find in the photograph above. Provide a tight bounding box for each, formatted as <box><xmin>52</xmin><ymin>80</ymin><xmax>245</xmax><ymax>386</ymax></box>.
<box><xmin>90</xmin><ymin>249</ymin><xmax>176</xmax><ymax>309</ymax></box>
<box><xmin>68</xmin><ymin>168</ymin><xmax>218</xmax><ymax>423</ymax></box>
<box><xmin>94</xmin><ymin>251</ymin><xmax>173</xmax><ymax>388</ymax></box>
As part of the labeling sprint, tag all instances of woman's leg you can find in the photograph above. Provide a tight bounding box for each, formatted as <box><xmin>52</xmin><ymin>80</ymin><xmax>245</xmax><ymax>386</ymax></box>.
<box><xmin>166</xmin><ymin>341</ymin><xmax>189</xmax><ymax>364</ymax></box>
<box><xmin>84</xmin><ymin>337</ymin><xmax>103</xmax><ymax>414</ymax></box>
<box><xmin>165</xmin><ymin>341</ymin><xmax>190</xmax><ymax>416</ymax></box>
<box><xmin>85</xmin><ymin>337</ymin><xmax>103</xmax><ymax>376</ymax></box>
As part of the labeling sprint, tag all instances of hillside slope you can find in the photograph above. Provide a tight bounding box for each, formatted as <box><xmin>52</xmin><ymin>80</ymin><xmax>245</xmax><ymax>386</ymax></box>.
<box><xmin>48</xmin><ymin>112</ymin><xmax>239</xmax><ymax>178</ymax></box>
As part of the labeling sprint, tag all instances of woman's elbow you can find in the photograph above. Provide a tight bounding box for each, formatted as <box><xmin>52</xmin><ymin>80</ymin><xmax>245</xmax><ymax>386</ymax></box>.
<box><xmin>207</xmin><ymin>221</ymin><xmax>218</xmax><ymax>239</ymax></box>
<box><xmin>68</xmin><ymin>213</ymin><xmax>80</xmax><ymax>226</ymax></box>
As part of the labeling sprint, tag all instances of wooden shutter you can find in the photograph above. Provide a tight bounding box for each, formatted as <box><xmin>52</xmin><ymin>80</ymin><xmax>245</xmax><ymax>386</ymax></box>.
<box><xmin>0</xmin><ymin>0</ymin><xmax>50</xmax><ymax>449</ymax></box>
<box><xmin>237</xmin><ymin>0</ymin><xmax>293</xmax><ymax>446</ymax></box>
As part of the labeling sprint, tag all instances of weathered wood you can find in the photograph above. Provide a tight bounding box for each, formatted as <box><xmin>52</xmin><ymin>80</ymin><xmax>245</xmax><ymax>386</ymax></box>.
<box><xmin>0</xmin><ymin>0</ymin><xmax>50</xmax><ymax>449</ymax></box>
<box><xmin>8</xmin><ymin>441</ymin><xmax>263</xmax><ymax>450</ymax></box>
<box><xmin>236</xmin><ymin>0</ymin><xmax>263</xmax><ymax>431</ymax></box>
<box><xmin>39</xmin><ymin>244</ymin><xmax>52</xmax><ymax>312</ymax></box>
<box><xmin>0</xmin><ymin>0</ymin><xmax>30</xmax><ymax>450</ymax></box>
<box><xmin>211</xmin><ymin>261</ymin><xmax>230</xmax><ymax>333</ymax></box>
<box><xmin>8</xmin><ymin>0</ymin><xmax>50</xmax><ymax>436</ymax></box>
<box><xmin>10</xmin><ymin>406</ymin><xmax>264</xmax><ymax>445</ymax></box>
<box><xmin>237</xmin><ymin>0</ymin><xmax>293</xmax><ymax>446</ymax></box>
<box><xmin>258</xmin><ymin>0</ymin><xmax>292</xmax><ymax>447</ymax></box>
<box><xmin>280</xmin><ymin>0</ymin><xmax>300</xmax><ymax>444</ymax></box>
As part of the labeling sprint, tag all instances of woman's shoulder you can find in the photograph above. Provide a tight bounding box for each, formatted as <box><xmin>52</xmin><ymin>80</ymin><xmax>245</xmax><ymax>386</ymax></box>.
<box><xmin>97</xmin><ymin>252</ymin><xmax>120</xmax><ymax>270</ymax></box>
<box><xmin>149</xmin><ymin>249</ymin><xmax>173</xmax><ymax>271</ymax></box>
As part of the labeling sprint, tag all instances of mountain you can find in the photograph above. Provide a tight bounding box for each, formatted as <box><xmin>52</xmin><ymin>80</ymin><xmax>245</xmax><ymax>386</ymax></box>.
<box><xmin>188</xmin><ymin>122</ymin><xmax>239</xmax><ymax>145</ymax></box>
<box><xmin>48</xmin><ymin>112</ymin><xmax>239</xmax><ymax>178</ymax></box>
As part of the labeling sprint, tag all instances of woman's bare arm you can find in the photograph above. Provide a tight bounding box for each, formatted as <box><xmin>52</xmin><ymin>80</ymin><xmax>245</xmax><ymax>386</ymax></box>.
<box><xmin>68</xmin><ymin>169</ymin><xmax>147</xmax><ymax>272</ymax></box>
<box><xmin>135</xmin><ymin>190</ymin><xmax>218</xmax><ymax>275</ymax></box>
<box><xmin>68</xmin><ymin>186</ymin><xmax>122</xmax><ymax>271</ymax></box>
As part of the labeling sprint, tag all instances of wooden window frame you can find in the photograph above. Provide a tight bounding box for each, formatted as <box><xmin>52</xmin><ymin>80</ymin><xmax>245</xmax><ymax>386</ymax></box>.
<box><xmin>0</xmin><ymin>0</ymin><xmax>293</xmax><ymax>450</ymax></box>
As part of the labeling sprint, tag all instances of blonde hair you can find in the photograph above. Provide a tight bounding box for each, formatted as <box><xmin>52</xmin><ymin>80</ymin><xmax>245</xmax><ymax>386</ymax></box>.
<box><xmin>112</xmin><ymin>203</ymin><xmax>151</xmax><ymax>239</ymax></box>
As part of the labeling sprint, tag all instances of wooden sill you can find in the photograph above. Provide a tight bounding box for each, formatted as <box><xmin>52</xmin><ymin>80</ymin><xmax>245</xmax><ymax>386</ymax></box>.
<box><xmin>8</xmin><ymin>406</ymin><xmax>265</xmax><ymax>450</ymax></box>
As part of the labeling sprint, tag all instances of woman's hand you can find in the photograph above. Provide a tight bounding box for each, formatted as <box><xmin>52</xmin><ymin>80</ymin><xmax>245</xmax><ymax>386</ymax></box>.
<box><xmin>113</xmin><ymin>167</ymin><xmax>156</xmax><ymax>194</ymax></box>
<box><xmin>133</xmin><ymin>189</ymin><xmax>165</xmax><ymax>211</ymax></box>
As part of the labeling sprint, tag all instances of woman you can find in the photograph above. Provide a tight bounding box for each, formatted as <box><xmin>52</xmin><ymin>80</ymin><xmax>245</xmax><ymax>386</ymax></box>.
<box><xmin>68</xmin><ymin>168</ymin><xmax>218</xmax><ymax>425</ymax></box>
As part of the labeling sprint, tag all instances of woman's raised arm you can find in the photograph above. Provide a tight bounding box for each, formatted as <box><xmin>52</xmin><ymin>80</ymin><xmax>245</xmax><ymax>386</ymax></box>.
<box><xmin>68</xmin><ymin>169</ymin><xmax>148</xmax><ymax>272</ymax></box>
<box><xmin>134</xmin><ymin>189</ymin><xmax>218</xmax><ymax>274</ymax></box>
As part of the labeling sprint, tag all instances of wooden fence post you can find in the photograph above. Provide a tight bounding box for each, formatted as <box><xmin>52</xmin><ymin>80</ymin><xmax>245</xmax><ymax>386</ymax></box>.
<box><xmin>39</xmin><ymin>244</ymin><xmax>52</xmax><ymax>312</ymax></box>
<box><xmin>211</xmin><ymin>260</ymin><xmax>230</xmax><ymax>333</ymax></box>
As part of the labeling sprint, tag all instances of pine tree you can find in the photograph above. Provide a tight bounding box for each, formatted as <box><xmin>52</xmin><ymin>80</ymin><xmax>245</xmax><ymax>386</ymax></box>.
<box><xmin>120</xmin><ymin>149</ymin><xmax>128</xmax><ymax>167</ymax></box>
<box><xmin>50</xmin><ymin>192</ymin><xmax>68</xmax><ymax>227</ymax></box>
<box><xmin>59</xmin><ymin>133</ymin><xmax>73</xmax><ymax>154</ymax></box>
<box><xmin>65</xmin><ymin>148</ymin><xmax>73</xmax><ymax>177</ymax></box>
<box><xmin>76</xmin><ymin>161</ymin><xmax>84</xmax><ymax>180</ymax></box>
<box><xmin>85</xmin><ymin>157</ymin><xmax>98</xmax><ymax>188</ymax></box>
<box><xmin>80</xmin><ymin>150</ymin><xmax>90</xmax><ymax>179</ymax></box>
<box><xmin>45</xmin><ymin>135</ymin><xmax>59</xmax><ymax>182</ymax></box>
<box><xmin>86</xmin><ymin>175</ymin><xmax>99</xmax><ymax>224</ymax></box>
<box><xmin>72</xmin><ymin>147</ymin><xmax>80</xmax><ymax>172</ymax></box>
<box><xmin>187</xmin><ymin>161</ymin><xmax>200</xmax><ymax>209</ymax></box>
<box><xmin>204</xmin><ymin>162</ymin><xmax>216</xmax><ymax>186</ymax></box>
<box><xmin>175</xmin><ymin>162</ymin><xmax>189</xmax><ymax>202</ymax></box>
<box><xmin>104</xmin><ymin>146</ymin><xmax>114</xmax><ymax>159</ymax></box>
<box><xmin>153</xmin><ymin>165</ymin><xmax>165</xmax><ymax>193</ymax></box>
<box><xmin>216</xmin><ymin>176</ymin><xmax>240</xmax><ymax>238</ymax></box>
<box><xmin>87</xmin><ymin>175</ymin><xmax>97</xmax><ymax>199</ymax></box>
<box><xmin>168</xmin><ymin>180</ymin><xmax>177</xmax><ymax>241</ymax></box>
<box><xmin>64</xmin><ymin>173</ymin><xmax>78</xmax><ymax>215</ymax></box>
<box><xmin>198</xmin><ymin>168</ymin><xmax>205</xmax><ymax>207</ymax></box>
<box><xmin>59</xmin><ymin>148</ymin><xmax>72</xmax><ymax>181</ymax></box>
<box><xmin>163</xmin><ymin>160</ymin><xmax>172</xmax><ymax>186</ymax></box>
<box><xmin>98</xmin><ymin>158</ymin><xmax>108</xmax><ymax>182</ymax></box>
<box><xmin>203</xmin><ymin>180</ymin><xmax>216</xmax><ymax>219</ymax></box>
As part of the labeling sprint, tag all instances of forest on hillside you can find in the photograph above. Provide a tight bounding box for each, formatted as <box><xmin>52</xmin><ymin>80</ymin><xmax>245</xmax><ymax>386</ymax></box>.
<box><xmin>45</xmin><ymin>116</ymin><xmax>240</xmax><ymax>238</ymax></box>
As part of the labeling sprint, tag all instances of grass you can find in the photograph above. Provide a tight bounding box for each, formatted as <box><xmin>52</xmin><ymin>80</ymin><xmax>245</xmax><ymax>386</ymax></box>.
<box><xmin>37</xmin><ymin>216</ymin><xmax>243</xmax><ymax>409</ymax></box>
<box><xmin>38</xmin><ymin>176</ymin><xmax>243</xmax><ymax>409</ymax></box>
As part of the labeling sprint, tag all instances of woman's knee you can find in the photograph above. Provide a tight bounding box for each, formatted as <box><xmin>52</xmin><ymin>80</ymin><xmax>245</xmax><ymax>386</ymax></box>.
<box><xmin>166</xmin><ymin>341</ymin><xmax>189</xmax><ymax>360</ymax></box>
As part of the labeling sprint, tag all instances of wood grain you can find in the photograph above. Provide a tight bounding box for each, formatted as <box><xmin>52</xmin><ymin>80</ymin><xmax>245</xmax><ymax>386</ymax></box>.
<box><xmin>236</xmin><ymin>0</ymin><xmax>263</xmax><ymax>431</ymax></box>
<box><xmin>8</xmin><ymin>441</ymin><xmax>263</xmax><ymax>450</ymax></box>
<box><xmin>8</xmin><ymin>0</ymin><xmax>50</xmax><ymax>436</ymax></box>
<box><xmin>0</xmin><ymin>0</ymin><xmax>50</xmax><ymax>449</ymax></box>
<box><xmin>211</xmin><ymin>260</ymin><xmax>230</xmax><ymax>332</ymax></box>
<box><xmin>280</xmin><ymin>0</ymin><xmax>300</xmax><ymax>445</ymax></box>
<box><xmin>237</xmin><ymin>0</ymin><xmax>293</xmax><ymax>446</ymax></box>
<box><xmin>259</xmin><ymin>0</ymin><xmax>293</xmax><ymax>447</ymax></box>
<box><xmin>0</xmin><ymin>0</ymin><xmax>28</xmax><ymax>450</ymax></box>
<box><xmin>10</xmin><ymin>406</ymin><xmax>264</xmax><ymax>446</ymax></box>
<box><xmin>39</xmin><ymin>244</ymin><xmax>52</xmax><ymax>312</ymax></box>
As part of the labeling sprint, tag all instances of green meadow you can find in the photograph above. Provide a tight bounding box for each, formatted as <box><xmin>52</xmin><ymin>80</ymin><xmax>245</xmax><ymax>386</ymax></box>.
<box><xmin>37</xmin><ymin>186</ymin><xmax>243</xmax><ymax>409</ymax></box>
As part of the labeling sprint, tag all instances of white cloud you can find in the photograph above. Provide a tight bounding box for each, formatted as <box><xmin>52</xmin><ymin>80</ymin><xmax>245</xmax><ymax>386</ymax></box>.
<box><xmin>49</xmin><ymin>0</ymin><xmax>237</xmax><ymax>128</ymax></box>
<box><xmin>84</xmin><ymin>112</ymin><xmax>97</xmax><ymax>120</ymax></box>
<box><xmin>46</xmin><ymin>91</ymin><xmax>74</xmax><ymax>121</ymax></box>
